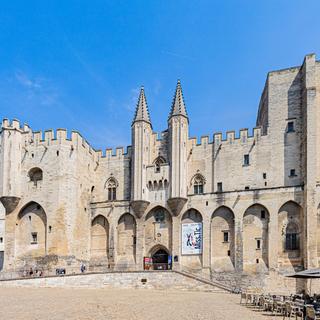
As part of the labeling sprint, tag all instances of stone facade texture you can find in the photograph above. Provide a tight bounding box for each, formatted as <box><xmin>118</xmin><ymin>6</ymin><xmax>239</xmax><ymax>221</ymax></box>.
<box><xmin>0</xmin><ymin>54</ymin><xmax>320</xmax><ymax>291</ymax></box>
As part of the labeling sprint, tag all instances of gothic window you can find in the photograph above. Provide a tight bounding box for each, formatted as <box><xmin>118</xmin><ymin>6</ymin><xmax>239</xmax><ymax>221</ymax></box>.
<box><xmin>285</xmin><ymin>223</ymin><xmax>299</xmax><ymax>250</ymax></box>
<box><xmin>28</xmin><ymin>167</ymin><xmax>43</xmax><ymax>186</ymax></box>
<box><xmin>106</xmin><ymin>177</ymin><xmax>118</xmax><ymax>201</ymax></box>
<box><xmin>192</xmin><ymin>173</ymin><xmax>205</xmax><ymax>195</ymax></box>
<box><xmin>153</xmin><ymin>156</ymin><xmax>166</xmax><ymax>173</ymax></box>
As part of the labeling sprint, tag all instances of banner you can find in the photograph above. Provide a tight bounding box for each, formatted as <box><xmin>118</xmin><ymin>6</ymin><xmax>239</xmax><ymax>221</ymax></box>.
<box><xmin>181</xmin><ymin>223</ymin><xmax>202</xmax><ymax>255</ymax></box>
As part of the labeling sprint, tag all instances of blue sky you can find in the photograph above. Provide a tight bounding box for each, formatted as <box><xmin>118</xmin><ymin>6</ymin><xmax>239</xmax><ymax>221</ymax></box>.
<box><xmin>1</xmin><ymin>1</ymin><xmax>320</xmax><ymax>149</ymax></box>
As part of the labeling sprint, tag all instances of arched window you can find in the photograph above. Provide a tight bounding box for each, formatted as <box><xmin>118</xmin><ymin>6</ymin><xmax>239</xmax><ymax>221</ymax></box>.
<box><xmin>153</xmin><ymin>156</ymin><xmax>166</xmax><ymax>173</ymax></box>
<box><xmin>285</xmin><ymin>223</ymin><xmax>299</xmax><ymax>250</ymax></box>
<box><xmin>106</xmin><ymin>177</ymin><xmax>118</xmax><ymax>201</ymax></box>
<box><xmin>28</xmin><ymin>167</ymin><xmax>43</xmax><ymax>186</ymax></box>
<box><xmin>192</xmin><ymin>173</ymin><xmax>205</xmax><ymax>195</ymax></box>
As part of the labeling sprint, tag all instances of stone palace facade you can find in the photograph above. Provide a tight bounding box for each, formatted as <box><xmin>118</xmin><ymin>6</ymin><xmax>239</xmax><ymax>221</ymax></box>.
<box><xmin>0</xmin><ymin>53</ymin><xmax>320</xmax><ymax>290</ymax></box>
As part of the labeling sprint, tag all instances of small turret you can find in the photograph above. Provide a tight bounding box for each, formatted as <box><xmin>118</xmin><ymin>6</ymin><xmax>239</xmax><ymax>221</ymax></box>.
<box><xmin>168</xmin><ymin>80</ymin><xmax>188</xmax><ymax>121</ymax></box>
<box><xmin>132</xmin><ymin>86</ymin><xmax>152</xmax><ymax>128</ymax></box>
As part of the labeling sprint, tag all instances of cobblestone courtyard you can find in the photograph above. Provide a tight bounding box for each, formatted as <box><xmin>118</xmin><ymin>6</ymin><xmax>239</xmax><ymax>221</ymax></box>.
<box><xmin>0</xmin><ymin>287</ymin><xmax>271</xmax><ymax>320</ymax></box>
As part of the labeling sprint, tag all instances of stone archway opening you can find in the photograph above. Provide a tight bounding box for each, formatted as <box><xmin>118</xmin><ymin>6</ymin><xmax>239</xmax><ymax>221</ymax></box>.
<box><xmin>148</xmin><ymin>245</ymin><xmax>171</xmax><ymax>270</ymax></box>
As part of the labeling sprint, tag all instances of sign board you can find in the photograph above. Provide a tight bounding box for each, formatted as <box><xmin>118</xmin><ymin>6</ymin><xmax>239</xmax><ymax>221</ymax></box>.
<box><xmin>144</xmin><ymin>257</ymin><xmax>153</xmax><ymax>270</ymax></box>
<box><xmin>181</xmin><ymin>223</ymin><xmax>203</xmax><ymax>255</ymax></box>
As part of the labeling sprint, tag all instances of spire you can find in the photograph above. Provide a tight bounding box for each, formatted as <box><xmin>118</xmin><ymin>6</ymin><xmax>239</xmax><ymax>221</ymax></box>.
<box><xmin>132</xmin><ymin>86</ymin><xmax>152</xmax><ymax>127</ymax></box>
<box><xmin>169</xmin><ymin>80</ymin><xmax>188</xmax><ymax>120</ymax></box>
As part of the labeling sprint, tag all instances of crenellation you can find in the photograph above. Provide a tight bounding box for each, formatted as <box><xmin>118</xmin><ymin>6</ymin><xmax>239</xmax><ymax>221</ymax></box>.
<box><xmin>213</xmin><ymin>132</ymin><xmax>222</xmax><ymax>144</ymax></box>
<box><xmin>44</xmin><ymin>130</ymin><xmax>54</xmax><ymax>145</ymax></box>
<box><xmin>11</xmin><ymin>119</ymin><xmax>20</xmax><ymax>130</ymax></box>
<box><xmin>33</xmin><ymin>131</ymin><xmax>43</xmax><ymax>145</ymax></box>
<box><xmin>56</xmin><ymin>128</ymin><xmax>67</xmax><ymax>142</ymax></box>
<box><xmin>226</xmin><ymin>130</ymin><xmax>235</xmax><ymax>143</ymax></box>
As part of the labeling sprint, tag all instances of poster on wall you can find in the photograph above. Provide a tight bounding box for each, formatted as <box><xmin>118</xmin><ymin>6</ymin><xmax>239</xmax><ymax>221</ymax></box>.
<box><xmin>181</xmin><ymin>223</ymin><xmax>203</xmax><ymax>255</ymax></box>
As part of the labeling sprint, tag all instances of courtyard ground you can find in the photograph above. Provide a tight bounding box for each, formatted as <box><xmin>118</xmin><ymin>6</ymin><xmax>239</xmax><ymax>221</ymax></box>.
<box><xmin>0</xmin><ymin>287</ymin><xmax>271</xmax><ymax>320</ymax></box>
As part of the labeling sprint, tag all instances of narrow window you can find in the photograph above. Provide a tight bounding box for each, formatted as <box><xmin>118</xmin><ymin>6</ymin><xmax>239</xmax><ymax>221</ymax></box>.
<box><xmin>227</xmin><ymin>250</ymin><xmax>231</xmax><ymax>256</ymax></box>
<box><xmin>243</xmin><ymin>154</ymin><xmax>250</xmax><ymax>166</ymax></box>
<box><xmin>256</xmin><ymin>239</ymin><xmax>261</xmax><ymax>250</ymax></box>
<box><xmin>261</xmin><ymin>210</ymin><xmax>266</xmax><ymax>219</ymax></box>
<box><xmin>0</xmin><ymin>237</ymin><xmax>3</xmax><ymax>243</ymax></box>
<box><xmin>256</xmin><ymin>258</ymin><xmax>259</xmax><ymax>264</ymax></box>
<box><xmin>217</xmin><ymin>182</ymin><xmax>223</xmax><ymax>192</ymax></box>
<box><xmin>289</xmin><ymin>169</ymin><xmax>296</xmax><ymax>177</ymax></box>
<box><xmin>31</xmin><ymin>232</ymin><xmax>38</xmax><ymax>244</ymax></box>
<box><xmin>223</xmin><ymin>231</ymin><xmax>229</xmax><ymax>243</ymax></box>
<box><xmin>263</xmin><ymin>173</ymin><xmax>266</xmax><ymax>179</ymax></box>
<box><xmin>287</xmin><ymin>121</ymin><xmax>295</xmax><ymax>133</ymax></box>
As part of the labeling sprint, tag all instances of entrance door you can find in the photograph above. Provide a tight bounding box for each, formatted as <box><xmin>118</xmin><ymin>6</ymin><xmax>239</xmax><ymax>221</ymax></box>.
<box><xmin>152</xmin><ymin>249</ymin><xmax>169</xmax><ymax>270</ymax></box>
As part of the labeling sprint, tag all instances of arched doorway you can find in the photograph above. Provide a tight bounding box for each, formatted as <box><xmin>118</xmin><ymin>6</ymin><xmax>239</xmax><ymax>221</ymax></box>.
<box><xmin>149</xmin><ymin>246</ymin><xmax>170</xmax><ymax>270</ymax></box>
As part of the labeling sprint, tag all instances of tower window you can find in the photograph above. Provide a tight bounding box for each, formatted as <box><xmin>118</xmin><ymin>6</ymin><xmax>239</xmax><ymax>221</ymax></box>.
<box><xmin>287</xmin><ymin>121</ymin><xmax>295</xmax><ymax>133</ymax></box>
<box><xmin>153</xmin><ymin>156</ymin><xmax>166</xmax><ymax>173</ymax></box>
<box><xmin>28</xmin><ymin>167</ymin><xmax>43</xmax><ymax>186</ymax></box>
<box><xmin>193</xmin><ymin>174</ymin><xmax>205</xmax><ymax>195</ymax></box>
<box><xmin>217</xmin><ymin>182</ymin><xmax>223</xmax><ymax>192</ymax></box>
<box><xmin>263</xmin><ymin>173</ymin><xmax>266</xmax><ymax>179</ymax></box>
<box><xmin>243</xmin><ymin>154</ymin><xmax>250</xmax><ymax>166</ymax></box>
<box><xmin>0</xmin><ymin>237</ymin><xmax>3</xmax><ymax>243</ymax></box>
<box><xmin>106</xmin><ymin>177</ymin><xmax>118</xmax><ymax>201</ymax></box>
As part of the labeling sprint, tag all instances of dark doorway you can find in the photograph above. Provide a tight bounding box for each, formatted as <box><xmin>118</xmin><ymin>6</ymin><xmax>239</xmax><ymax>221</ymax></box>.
<box><xmin>151</xmin><ymin>248</ymin><xmax>170</xmax><ymax>270</ymax></box>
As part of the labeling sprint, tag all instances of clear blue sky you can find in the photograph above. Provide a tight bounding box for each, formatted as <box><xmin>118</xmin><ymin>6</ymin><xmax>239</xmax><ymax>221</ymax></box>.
<box><xmin>1</xmin><ymin>1</ymin><xmax>320</xmax><ymax>149</ymax></box>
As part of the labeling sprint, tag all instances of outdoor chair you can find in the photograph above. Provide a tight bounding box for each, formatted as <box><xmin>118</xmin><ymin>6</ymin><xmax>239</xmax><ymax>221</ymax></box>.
<box><xmin>283</xmin><ymin>301</ymin><xmax>304</xmax><ymax>319</ymax></box>
<box><xmin>306</xmin><ymin>305</ymin><xmax>320</xmax><ymax>320</ymax></box>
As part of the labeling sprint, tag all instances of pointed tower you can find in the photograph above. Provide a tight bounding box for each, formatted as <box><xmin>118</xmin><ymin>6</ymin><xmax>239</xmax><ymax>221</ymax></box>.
<box><xmin>131</xmin><ymin>87</ymin><xmax>152</xmax><ymax>218</ymax></box>
<box><xmin>167</xmin><ymin>80</ymin><xmax>189</xmax><ymax>215</ymax></box>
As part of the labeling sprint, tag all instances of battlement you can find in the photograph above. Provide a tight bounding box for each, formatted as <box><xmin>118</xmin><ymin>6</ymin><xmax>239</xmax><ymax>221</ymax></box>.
<box><xmin>1</xmin><ymin>118</ymin><xmax>132</xmax><ymax>162</ymax></box>
<box><xmin>1</xmin><ymin>118</ymin><xmax>31</xmax><ymax>132</ymax></box>
<box><xmin>189</xmin><ymin>127</ymin><xmax>264</xmax><ymax>148</ymax></box>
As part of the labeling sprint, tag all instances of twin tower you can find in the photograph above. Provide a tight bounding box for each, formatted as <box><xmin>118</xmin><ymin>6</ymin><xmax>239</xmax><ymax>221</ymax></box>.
<box><xmin>130</xmin><ymin>80</ymin><xmax>189</xmax><ymax>218</ymax></box>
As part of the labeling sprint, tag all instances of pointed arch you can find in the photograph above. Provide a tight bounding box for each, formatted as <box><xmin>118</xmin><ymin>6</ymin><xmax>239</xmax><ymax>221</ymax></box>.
<box><xmin>153</xmin><ymin>156</ymin><xmax>166</xmax><ymax>173</ymax></box>
<box><xmin>278</xmin><ymin>200</ymin><xmax>303</xmax><ymax>270</ymax></box>
<box><xmin>243</xmin><ymin>203</ymin><xmax>269</xmax><ymax>272</ymax></box>
<box><xmin>211</xmin><ymin>206</ymin><xmax>235</xmax><ymax>271</ymax></box>
<box><xmin>16</xmin><ymin>201</ymin><xmax>47</xmax><ymax>258</ymax></box>
<box><xmin>145</xmin><ymin>206</ymin><xmax>172</xmax><ymax>258</ymax></box>
<box><xmin>181</xmin><ymin>208</ymin><xmax>203</xmax><ymax>223</ymax></box>
<box><xmin>91</xmin><ymin>215</ymin><xmax>109</xmax><ymax>258</ymax></box>
<box><xmin>117</xmin><ymin>213</ymin><xmax>136</xmax><ymax>262</ymax></box>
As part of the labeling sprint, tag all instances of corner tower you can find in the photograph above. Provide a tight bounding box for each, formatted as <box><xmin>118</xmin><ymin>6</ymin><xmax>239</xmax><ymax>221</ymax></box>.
<box><xmin>130</xmin><ymin>87</ymin><xmax>152</xmax><ymax>218</ymax></box>
<box><xmin>167</xmin><ymin>80</ymin><xmax>189</xmax><ymax>215</ymax></box>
